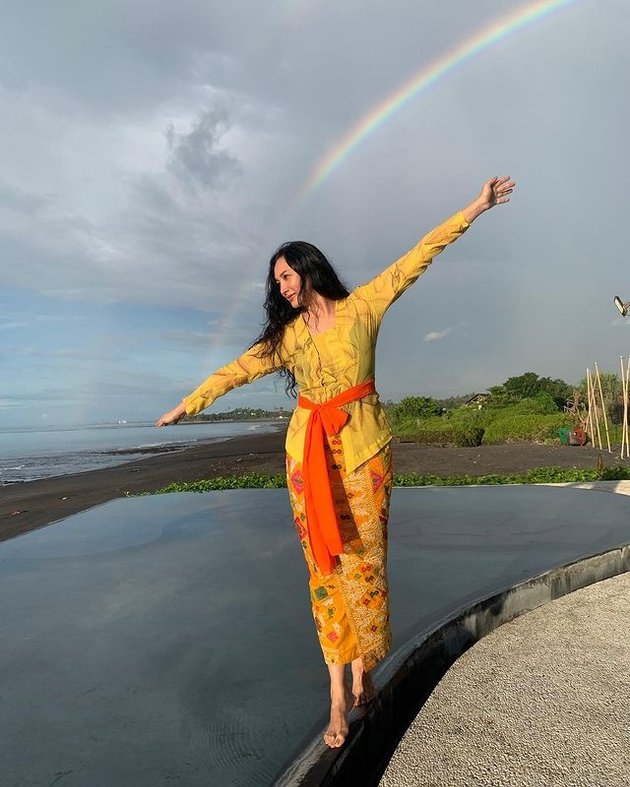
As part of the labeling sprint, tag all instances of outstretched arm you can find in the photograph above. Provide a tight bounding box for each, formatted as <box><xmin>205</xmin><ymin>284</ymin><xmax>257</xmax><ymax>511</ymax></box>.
<box><xmin>354</xmin><ymin>175</ymin><xmax>515</xmax><ymax>319</ymax></box>
<box><xmin>155</xmin><ymin>342</ymin><xmax>281</xmax><ymax>427</ymax></box>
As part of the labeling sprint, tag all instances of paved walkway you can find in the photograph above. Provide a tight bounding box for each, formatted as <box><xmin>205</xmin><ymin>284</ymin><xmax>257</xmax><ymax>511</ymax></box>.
<box><xmin>380</xmin><ymin>570</ymin><xmax>630</xmax><ymax>787</ymax></box>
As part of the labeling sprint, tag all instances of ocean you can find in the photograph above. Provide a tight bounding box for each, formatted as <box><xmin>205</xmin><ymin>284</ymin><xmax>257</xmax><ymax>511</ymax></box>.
<box><xmin>0</xmin><ymin>420</ymin><xmax>283</xmax><ymax>485</ymax></box>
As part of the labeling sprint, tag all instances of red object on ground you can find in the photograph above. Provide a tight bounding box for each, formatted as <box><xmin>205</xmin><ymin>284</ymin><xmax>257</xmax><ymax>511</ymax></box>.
<box><xmin>569</xmin><ymin>428</ymin><xmax>587</xmax><ymax>446</ymax></box>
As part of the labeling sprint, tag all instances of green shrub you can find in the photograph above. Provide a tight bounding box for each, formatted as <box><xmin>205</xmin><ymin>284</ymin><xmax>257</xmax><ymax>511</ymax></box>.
<box><xmin>454</xmin><ymin>426</ymin><xmax>485</xmax><ymax>446</ymax></box>
<box><xmin>397</xmin><ymin>424</ymin><xmax>484</xmax><ymax>447</ymax></box>
<box><xmin>393</xmin><ymin>465</ymin><xmax>630</xmax><ymax>486</ymax></box>
<box><xmin>445</xmin><ymin>407</ymin><xmax>489</xmax><ymax>428</ymax></box>
<box><xmin>393</xmin><ymin>415</ymin><xmax>443</xmax><ymax>435</ymax></box>
<box><xmin>508</xmin><ymin>393</ymin><xmax>560</xmax><ymax>414</ymax></box>
<box><xmin>149</xmin><ymin>473</ymin><xmax>287</xmax><ymax>493</ymax></box>
<box><xmin>389</xmin><ymin>396</ymin><xmax>443</xmax><ymax>422</ymax></box>
<box><xmin>482</xmin><ymin>413</ymin><xmax>568</xmax><ymax>444</ymax></box>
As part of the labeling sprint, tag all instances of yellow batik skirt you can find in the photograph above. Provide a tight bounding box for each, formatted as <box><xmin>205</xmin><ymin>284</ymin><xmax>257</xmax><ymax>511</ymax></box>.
<box><xmin>287</xmin><ymin>435</ymin><xmax>393</xmax><ymax>671</ymax></box>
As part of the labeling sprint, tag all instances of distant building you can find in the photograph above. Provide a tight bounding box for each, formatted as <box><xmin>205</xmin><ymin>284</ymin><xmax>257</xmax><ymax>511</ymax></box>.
<box><xmin>463</xmin><ymin>393</ymin><xmax>490</xmax><ymax>409</ymax></box>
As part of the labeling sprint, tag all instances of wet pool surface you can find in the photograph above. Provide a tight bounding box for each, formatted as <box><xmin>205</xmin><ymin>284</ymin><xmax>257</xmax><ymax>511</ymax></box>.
<box><xmin>1</xmin><ymin>486</ymin><xmax>629</xmax><ymax>786</ymax></box>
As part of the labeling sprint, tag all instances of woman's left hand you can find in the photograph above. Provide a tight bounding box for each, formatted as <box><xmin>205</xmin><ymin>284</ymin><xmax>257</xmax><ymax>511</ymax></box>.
<box><xmin>462</xmin><ymin>176</ymin><xmax>515</xmax><ymax>223</ymax></box>
<box><xmin>478</xmin><ymin>176</ymin><xmax>515</xmax><ymax>211</ymax></box>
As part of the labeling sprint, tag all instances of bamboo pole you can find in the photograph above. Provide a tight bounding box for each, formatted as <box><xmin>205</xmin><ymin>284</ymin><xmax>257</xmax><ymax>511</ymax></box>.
<box><xmin>585</xmin><ymin>368</ymin><xmax>595</xmax><ymax>447</ymax></box>
<box><xmin>586</xmin><ymin>369</ymin><xmax>593</xmax><ymax>445</ymax></box>
<box><xmin>585</xmin><ymin>369</ymin><xmax>592</xmax><ymax>445</ymax></box>
<box><xmin>588</xmin><ymin>368</ymin><xmax>603</xmax><ymax>450</ymax></box>
<box><xmin>621</xmin><ymin>356</ymin><xmax>627</xmax><ymax>459</ymax></box>
<box><xmin>624</xmin><ymin>357</ymin><xmax>628</xmax><ymax>459</ymax></box>
<box><xmin>594</xmin><ymin>363</ymin><xmax>611</xmax><ymax>453</ymax></box>
<box><xmin>623</xmin><ymin>356</ymin><xmax>630</xmax><ymax>460</ymax></box>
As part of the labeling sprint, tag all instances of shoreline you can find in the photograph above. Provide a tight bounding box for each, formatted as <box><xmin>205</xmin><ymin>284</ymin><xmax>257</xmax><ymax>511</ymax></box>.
<box><xmin>2</xmin><ymin>429</ymin><xmax>629</xmax><ymax>544</ymax></box>
<box><xmin>0</xmin><ymin>420</ymin><xmax>284</xmax><ymax>484</ymax></box>
<box><xmin>0</xmin><ymin>430</ymin><xmax>288</xmax><ymax>543</ymax></box>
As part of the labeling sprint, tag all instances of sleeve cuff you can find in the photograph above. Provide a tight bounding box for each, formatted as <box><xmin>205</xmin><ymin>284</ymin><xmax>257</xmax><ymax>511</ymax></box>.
<box><xmin>183</xmin><ymin>395</ymin><xmax>202</xmax><ymax>416</ymax></box>
<box><xmin>457</xmin><ymin>209</ymin><xmax>470</xmax><ymax>229</ymax></box>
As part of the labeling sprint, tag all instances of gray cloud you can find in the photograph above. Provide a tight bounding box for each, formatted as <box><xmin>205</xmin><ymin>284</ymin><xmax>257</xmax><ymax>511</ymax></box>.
<box><xmin>165</xmin><ymin>109</ymin><xmax>240</xmax><ymax>190</ymax></box>
<box><xmin>0</xmin><ymin>104</ymin><xmax>263</xmax><ymax>314</ymax></box>
<box><xmin>0</xmin><ymin>180</ymin><xmax>56</xmax><ymax>216</ymax></box>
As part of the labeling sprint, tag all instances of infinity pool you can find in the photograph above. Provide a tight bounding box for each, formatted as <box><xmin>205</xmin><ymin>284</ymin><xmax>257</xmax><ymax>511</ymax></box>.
<box><xmin>1</xmin><ymin>486</ymin><xmax>628</xmax><ymax>786</ymax></box>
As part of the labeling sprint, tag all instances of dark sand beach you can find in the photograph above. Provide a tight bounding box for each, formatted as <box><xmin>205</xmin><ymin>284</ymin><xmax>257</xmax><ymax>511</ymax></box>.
<box><xmin>2</xmin><ymin>427</ymin><xmax>629</xmax><ymax>544</ymax></box>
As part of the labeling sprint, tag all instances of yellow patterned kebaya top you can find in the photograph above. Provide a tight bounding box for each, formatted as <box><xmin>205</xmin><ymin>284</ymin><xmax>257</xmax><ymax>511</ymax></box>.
<box><xmin>183</xmin><ymin>210</ymin><xmax>470</xmax><ymax>475</ymax></box>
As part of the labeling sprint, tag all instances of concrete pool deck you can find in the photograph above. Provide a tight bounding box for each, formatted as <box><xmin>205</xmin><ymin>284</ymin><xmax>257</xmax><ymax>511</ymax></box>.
<box><xmin>380</xmin><ymin>569</ymin><xmax>630</xmax><ymax>787</ymax></box>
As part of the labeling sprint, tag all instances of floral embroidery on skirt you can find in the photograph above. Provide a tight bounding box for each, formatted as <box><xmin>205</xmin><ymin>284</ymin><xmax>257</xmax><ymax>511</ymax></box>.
<box><xmin>287</xmin><ymin>436</ymin><xmax>392</xmax><ymax>671</ymax></box>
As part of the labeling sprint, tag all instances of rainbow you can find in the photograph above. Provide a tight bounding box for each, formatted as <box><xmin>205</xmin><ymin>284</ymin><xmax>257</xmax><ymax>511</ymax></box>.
<box><xmin>300</xmin><ymin>0</ymin><xmax>578</xmax><ymax>200</ymax></box>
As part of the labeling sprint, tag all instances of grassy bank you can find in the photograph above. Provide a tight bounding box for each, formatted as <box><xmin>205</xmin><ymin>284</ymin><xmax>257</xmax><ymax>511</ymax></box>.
<box><xmin>146</xmin><ymin>464</ymin><xmax>630</xmax><ymax>495</ymax></box>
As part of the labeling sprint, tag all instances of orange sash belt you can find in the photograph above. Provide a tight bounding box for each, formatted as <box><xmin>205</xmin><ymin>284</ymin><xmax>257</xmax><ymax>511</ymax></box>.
<box><xmin>297</xmin><ymin>379</ymin><xmax>376</xmax><ymax>575</ymax></box>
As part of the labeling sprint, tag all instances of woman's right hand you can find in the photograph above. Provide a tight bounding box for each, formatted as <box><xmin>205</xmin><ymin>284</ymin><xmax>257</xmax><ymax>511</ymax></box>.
<box><xmin>155</xmin><ymin>402</ymin><xmax>187</xmax><ymax>427</ymax></box>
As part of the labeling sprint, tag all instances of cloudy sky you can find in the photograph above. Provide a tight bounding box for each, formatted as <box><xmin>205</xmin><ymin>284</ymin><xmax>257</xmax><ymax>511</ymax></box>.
<box><xmin>2</xmin><ymin>0</ymin><xmax>629</xmax><ymax>426</ymax></box>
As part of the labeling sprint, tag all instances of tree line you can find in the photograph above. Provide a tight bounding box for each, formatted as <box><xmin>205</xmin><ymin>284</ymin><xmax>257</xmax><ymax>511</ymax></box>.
<box><xmin>388</xmin><ymin>370</ymin><xmax>626</xmax><ymax>424</ymax></box>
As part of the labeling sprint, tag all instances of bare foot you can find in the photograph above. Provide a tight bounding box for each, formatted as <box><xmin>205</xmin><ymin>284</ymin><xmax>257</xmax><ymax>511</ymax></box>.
<box><xmin>323</xmin><ymin>695</ymin><xmax>350</xmax><ymax>748</ymax></box>
<box><xmin>351</xmin><ymin>658</ymin><xmax>376</xmax><ymax>707</ymax></box>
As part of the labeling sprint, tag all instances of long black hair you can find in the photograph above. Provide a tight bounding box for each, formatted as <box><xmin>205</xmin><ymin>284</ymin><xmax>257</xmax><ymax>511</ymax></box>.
<box><xmin>252</xmin><ymin>240</ymin><xmax>350</xmax><ymax>396</ymax></box>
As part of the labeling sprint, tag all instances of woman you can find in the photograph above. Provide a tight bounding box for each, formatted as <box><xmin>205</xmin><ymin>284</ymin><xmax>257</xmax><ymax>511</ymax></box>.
<box><xmin>156</xmin><ymin>175</ymin><xmax>515</xmax><ymax>748</ymax></box>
